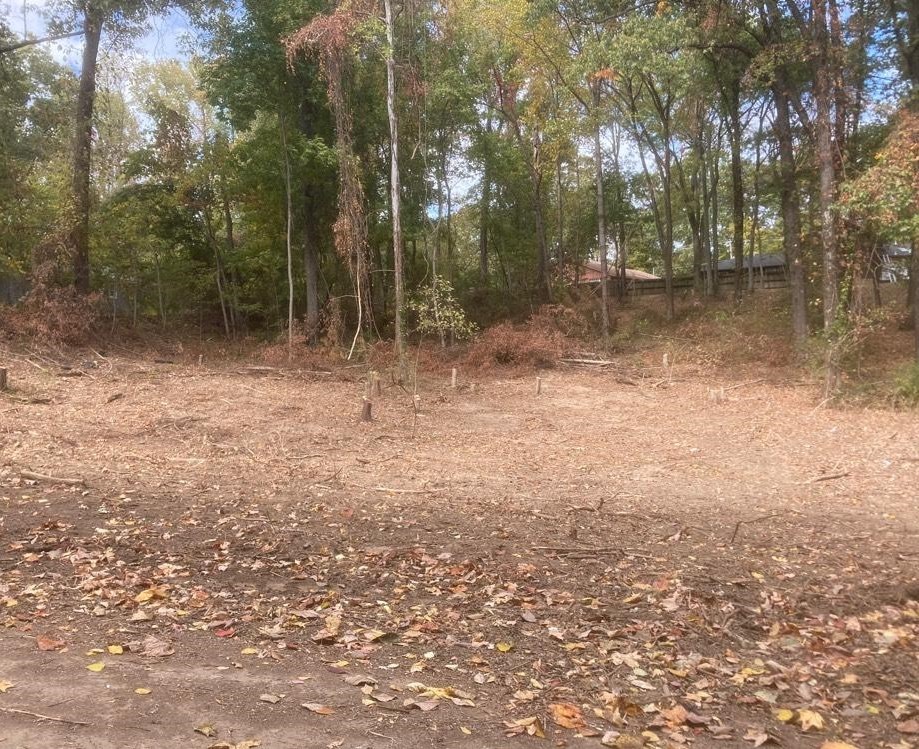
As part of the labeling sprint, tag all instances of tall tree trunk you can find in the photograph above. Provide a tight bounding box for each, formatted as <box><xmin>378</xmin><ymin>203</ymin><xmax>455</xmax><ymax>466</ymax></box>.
<box><xmin>154</xmin><ymin>252</ymin><xmax>165</xmax><ymax>331</ymax></box>
<box><xmin>281</xmin><ymin>114</ymin><xmax>295</xmax><ymax>355</ymax></box>
<box><xmin>220</xmin><ymin>184</ymin><xmax>239</xmax><ymax>334</ymax></box>
<box><xmin>728</xmin><ymin>81</ymin><xmax>745</xmax><ymax>300</ymax></box>
<box><xmin>815</xmin><ymin>0</ymin><xmax>840</xmax><ymax>330</ymax></box>
<box><xmin>593</xmin><ymin>84</ymin><xmax>610</xmax><ymax>342</ymax></box>
<box><xmin>556</xmin><ymin>152</ymin><xmax>565</xmax><ymax>279</ymax></box>
<box><xmin>203</xmin><ymin>208</ymin><xmax>231</xmax><ymax>339</ymax></box>
<box><xmin>912</xmin><ymin>239</ymin><xmax>919</xmax><ymax>360</ymax></box>
<box><xmin>701</xmin><ymin>146</ymin><xmax>713</xmax><ymax>294</ymax></box>
<box><xmin>662</xmin><ymin>120</ymin><xmax>675</xmax><ymax>321</ymax></box>
<box><xmin>748</xmin><ymin>127</ymin><xmax>763</xmax><ymax>292</ymax></box>
<box><xmin>773</xmin><ymin>76</ymin><xmax>809</xmax><ymax>343</ymax></box>
<box><xmin>69</xmin><ymin>5</ymin><xmax>103</xmax><ymax>294</ymax></box>
<box><xmin>709</xmin><ymin>148</ymin><xmax>721</xmax><ymax>295</ymax></box>
<box><xmin>529</xmin><ymin>162</ymin><xmax>552</xmax><ymax>303</ymax></box>
<box><xmin>303</xmin><ymin>203</ymin><xmax>321</xmax><ymax>346</ymax></box>
<box><xmin>384</xmin><ymin>0</ymin><xmax>405</xmax><ymax>373</ymax></box>
<box><xmin>479</xmin><ymin>115</ymin><xmax>492</xmax><ymax>283</ymax></box>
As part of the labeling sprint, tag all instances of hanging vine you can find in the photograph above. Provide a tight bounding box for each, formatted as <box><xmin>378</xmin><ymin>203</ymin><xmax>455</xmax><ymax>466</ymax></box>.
<box><xmin>286</xmin><ymin>2</ymin><xmax>375</xmax><ymax>355</ymax></box>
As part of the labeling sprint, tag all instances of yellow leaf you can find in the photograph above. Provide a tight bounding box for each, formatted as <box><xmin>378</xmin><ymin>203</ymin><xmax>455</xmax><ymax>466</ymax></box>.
<box><xmin>460</xmin><ymin>727</ymin><xmax>472</xmax><ymax>735</ymax></box>
<box><xmin>107</xmin><ymin>644</ymin><xmax>124</xmax><ymax>655</ymax></box>
<box><xmin>866</xmin><ymin>704</ymin><xmax>880</xmax><ymax>715</ymax></box>
<box><xmin>134</xmin><ymin>688</ymin><xmax>152</xmax><ymax>695</ymax></box>
<box><xmin>86</xmin><ymin>662</ymin><xmax>105</xmax><ymax>672</ymax></box>
<box><xmin>820</xmin><ymin>743</ymin><xmax>859</xmax><ymax>749</ymax></box>
<box><xmin>134</xmin><ymin>589</ymin><xmax>155</xmax><ymax>603</ymax></box>
<box><xmin>0</xmin><ymin>680</ymin><xmax>14</xmax><ymax>693</ymax></box>
<box><xmin>496</xmin><ymin>642</ymin><xmax>513</xmax><ymax>653</ymax></box>
<box><xmin>85</xmin><ymin>648</ymin><xmax>104</xmax><ymax>655</ymax></box>
<box><xmin>775</xmin><ymin>708</ymin><xmax>796</xmax><ymax>723</ymax></box>
<box><xmin>799</xmin><ymin>709</ymin><xmax>825</xmax><ymax>731</ymax></box>
<box><xmin>194</xmin><ymin>724</ymin><xmax>217</xmax><ymax>737</ymax></box>
<box><xmin>240</xmin><ymin>648</ymin><xmax>258</xmax><ymax>655</ymax></box>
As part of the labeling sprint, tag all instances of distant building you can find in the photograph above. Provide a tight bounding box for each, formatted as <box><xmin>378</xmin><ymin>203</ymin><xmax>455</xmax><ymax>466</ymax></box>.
<box><xmin>715</xmin><ymin>253</ymin><xmax>786</xmax><ymax>273</ymax></box>
<box><xmin>573</xmin><ymin>260</ymin><xmax>661</xmax><ymax>284</ymax></box>
<box><xmin>880</xmin><ymin>245</ymin><xmax>912</xmax><ymax>282</ymax></box>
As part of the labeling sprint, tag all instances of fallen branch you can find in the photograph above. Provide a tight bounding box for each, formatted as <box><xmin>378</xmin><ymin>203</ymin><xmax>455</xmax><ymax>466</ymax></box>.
<box><xmin>1</xmin><ymin>392</ymin><xmax>51</xmax><ymax>404</ymax></box>
<box><xmin>730</xmin><ymin>513</ymin><xmax>782</xmax><ymax>543</ymax></box>
<box><xmin>559</xmin><ymin>358</ymin><xmax>615</xmax><ymax>367</ymax></box>
<box><xmin>0</xmin><ymin>707</ymin><xmax>91</xmax><ymax>726</ymax></box>
<box><xmin>723</xmin><ymin>378</ymin><xmax>765</xmax><ymax>392</ymax></box>
<box><xmin>805</xmin><ymin>471</ymin><xmax>849</xmax><ymax>484</ymax></box>
<box><xmin>372</xmin><ymin>486</ymin><xmax>431</xmax><ymax>494</ymax></box>
<box><xmin>19</xmin><ymin>470</ymin><xmax>86</xmax><ymax>487</ymax></box>
<box><xmin>533</xmin><ymin>545</ymin><xmax>652</xmax><ymax>558</ymax></box>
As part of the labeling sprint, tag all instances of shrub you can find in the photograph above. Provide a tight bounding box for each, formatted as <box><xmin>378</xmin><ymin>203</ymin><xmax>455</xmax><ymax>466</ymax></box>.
<box><xmin>893</xmin><ymin>362</ymin><xmax>919</xmax><ymax>407</ymax></box>
<box><xmin>408</xmin><ymin>276</ymin><xmax>477</xmax><ymax>342</ymax></box>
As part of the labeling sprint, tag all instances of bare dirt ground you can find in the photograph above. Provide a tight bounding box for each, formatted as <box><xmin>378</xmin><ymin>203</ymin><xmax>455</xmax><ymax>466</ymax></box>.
<box><xmin>1</xmin><ymin>350</ymin><xmax>918</xmax><ymax>749</ymax></box>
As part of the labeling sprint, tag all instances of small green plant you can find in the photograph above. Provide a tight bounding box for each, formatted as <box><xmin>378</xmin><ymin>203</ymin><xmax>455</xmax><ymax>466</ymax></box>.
<box><xmin>408</xmin><ymin>275</ymin><xmax>477</xmax><ymax>343</ymax></box>
<box><xmin>893</xmin><ymin>362</ymin><xmax>919</xmax><ymax>407</ymax></box>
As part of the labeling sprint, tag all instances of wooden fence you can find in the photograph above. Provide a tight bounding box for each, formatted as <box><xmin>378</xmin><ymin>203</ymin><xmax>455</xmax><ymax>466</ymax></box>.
<box><xmin>629</xmin><ymin>266</ymin><xmax>789</xmax><ymax>297</ymax></box>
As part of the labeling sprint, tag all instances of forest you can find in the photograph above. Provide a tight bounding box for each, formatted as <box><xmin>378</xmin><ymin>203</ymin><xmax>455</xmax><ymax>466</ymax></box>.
<box><xmin>1</xmin><ymin>0</ymin><xmax>916</xmax><ymax>378</ymax></box>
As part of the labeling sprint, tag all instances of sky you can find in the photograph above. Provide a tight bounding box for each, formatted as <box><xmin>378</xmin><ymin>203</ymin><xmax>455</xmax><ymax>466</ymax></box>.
<box><xmin>1</xmin><ymin>1</ymin><xmax>192</xmax><ymax>66</ymax></box>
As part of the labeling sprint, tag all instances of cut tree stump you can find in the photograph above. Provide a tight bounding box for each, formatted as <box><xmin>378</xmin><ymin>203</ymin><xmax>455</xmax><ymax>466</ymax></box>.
<box><xmin>361</xmin><ymin>397</ymin><xmax>373</xmax><ymax>422</ymax></box>
<box><xmin>0</xmin><ymin>367</ymin><xmax>7</xmax><ymax>391</ymax></box>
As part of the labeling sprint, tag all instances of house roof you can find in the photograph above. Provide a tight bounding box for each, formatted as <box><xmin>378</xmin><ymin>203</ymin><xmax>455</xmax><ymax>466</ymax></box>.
<box><xmin>883</xmin><ymin>244</ymin><xmax>912</xmax><ymax>258</ymax></box>
<box><xmin>577</xmin><ymin>261</ymin><xmax>661</xmax><ymax>281</ymax></box>
<box><xmin>716</xmin><ymin>253</ymin><xmax>786</xmax><ymax>272</ymax></box>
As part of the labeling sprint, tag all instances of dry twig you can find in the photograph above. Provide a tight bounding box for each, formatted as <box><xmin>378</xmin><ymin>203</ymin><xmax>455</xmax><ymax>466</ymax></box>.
<box><xmin>0</xmin><ymin>707</ymin><xmax>91</xmax><ymax>726</ymax></box>
<box><xmin>20</xmin><ymin>470</ymin><xmax>86</xmax><ymax>487</ymax></box>
<box><xmin>730</xmin><ymin>513</ymin><xmax>783</xmax><ymax>543</ymax></box>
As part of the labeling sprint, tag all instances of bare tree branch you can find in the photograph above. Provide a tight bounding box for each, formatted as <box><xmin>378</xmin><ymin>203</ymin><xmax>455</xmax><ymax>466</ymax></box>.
<box><xmin>0</xmin><ymin>30</ymin><xmax>84</xmax><ymax>56</ymax></box>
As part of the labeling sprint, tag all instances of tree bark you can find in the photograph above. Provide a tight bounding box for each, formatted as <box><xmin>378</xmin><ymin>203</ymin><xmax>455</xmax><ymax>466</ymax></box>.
<box><xmin>479</xmin><ymin>115</ymin><xmax>492</xmax><ymax>283</ymax></box>
<box><xmin>912</xmin><ymin>239</ymin><xmax>919</xmax><ymax>360</ymax></box>
<box><xmin>281</xmin><ymin>114</ymin><xmax>295</xmax><ymax>354</ymax></box>
<box><xmin>593</xmin><ymin>83</ymin><xmax>610</xmax><ymax>342</ymax></box>
<box><xmin>69</xmin><ymin>5</ymin><xmax>103</xmax><ymax>294</ymax></box>
<box><xmin>662</xmin><ymin>117</ymin><xmax>675</xmax><ymax>321</ymax></box>
<box><xmin>384</xmin><ymin>0</ymin><xmax>405</xmax><ymax>373</ymax></box>
<box><xmin>814</xmin><ymin>0</ymin><xmax>840</xmax><ymax>330</ymax></box>
<box><xmin>728</xmin><ymin>80</ymin><xmax>745</xmax><ymax>299</ymax></box>
<box><xmin>556</xmin><ymin>151</ymin><xmax>565</xmax><ymax>280</ymax></box>
<box><xmin>773</xmin><ymin>76</ymin><xmax>809</xmax><ymax>343</ymax></box>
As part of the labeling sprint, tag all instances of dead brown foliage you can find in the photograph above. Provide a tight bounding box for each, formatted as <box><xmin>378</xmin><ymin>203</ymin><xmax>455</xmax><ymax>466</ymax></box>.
<box><xmin>1</xmin><ymin>285</ymin><xmax>102</xmax><ymax>346</ymax></box>
<box><xmin>462</xmin><ymin>307</ymin><xmax>585</xmax><ymax>371</ymax></box>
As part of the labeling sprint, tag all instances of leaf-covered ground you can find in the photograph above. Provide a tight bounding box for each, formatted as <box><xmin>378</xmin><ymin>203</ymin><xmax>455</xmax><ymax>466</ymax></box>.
<box><xmin>1</xmin><ymin>353</ymin><xmax>917</xmax><ymax>749</ymax></box>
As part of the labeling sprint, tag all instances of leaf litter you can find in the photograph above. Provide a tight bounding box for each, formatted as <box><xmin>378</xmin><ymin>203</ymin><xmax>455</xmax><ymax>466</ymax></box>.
<box><xmin>0</xmin><ymin>362</ymin><xmax>917</xmax><ymax>746</ymax></box>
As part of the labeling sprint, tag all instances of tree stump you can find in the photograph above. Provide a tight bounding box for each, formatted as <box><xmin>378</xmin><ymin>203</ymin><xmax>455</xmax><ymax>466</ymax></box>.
<box><xmin>451</xmin><ymin>368</ymin><xmax>457</xmax><ymax>389</ymax></box>
<box><xmin>0</xmin><ymin>367</ymin><xmax>7</xmax><ymax>391</ymax></box>
<box><xmin>535</xmin><ymin>376</ymin><xmax>542</xmax><ymax>395</ymax></box>
<box><xmin>360</xmin><ymin>397</ymin><xmax>372</xmax><ymax>422</ymax></box>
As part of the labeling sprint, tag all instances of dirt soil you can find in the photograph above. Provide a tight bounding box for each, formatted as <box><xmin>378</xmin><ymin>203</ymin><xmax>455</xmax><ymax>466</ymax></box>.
<box><xmin>1</xmin><ymin>350</ymin><xmax>918</xmax><ymax>749</ymax></box>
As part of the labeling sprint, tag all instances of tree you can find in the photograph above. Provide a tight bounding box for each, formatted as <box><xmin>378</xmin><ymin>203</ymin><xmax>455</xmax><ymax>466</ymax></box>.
<box><xmin>383</xmin><ymin>0</ymin><xmax>406</xmax><ymax>374</ymax></box>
